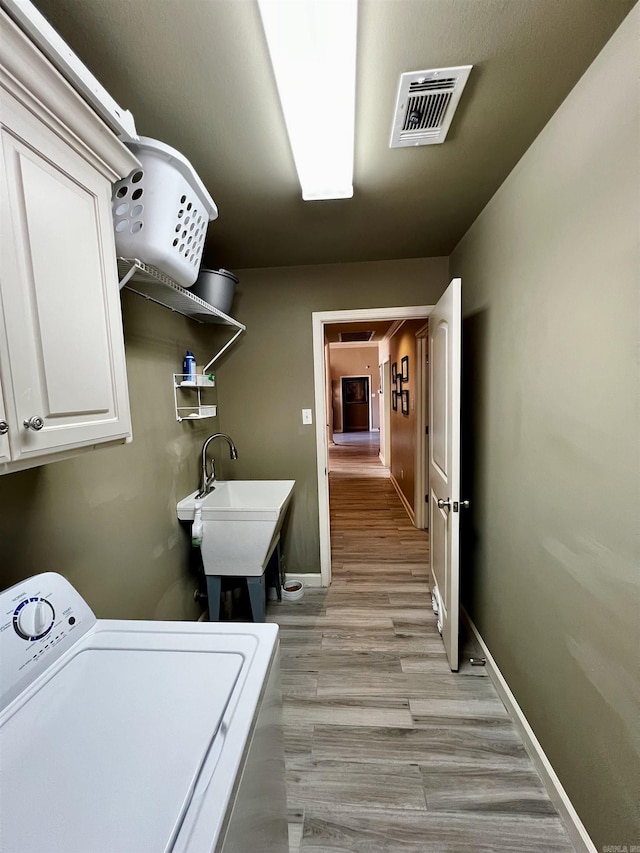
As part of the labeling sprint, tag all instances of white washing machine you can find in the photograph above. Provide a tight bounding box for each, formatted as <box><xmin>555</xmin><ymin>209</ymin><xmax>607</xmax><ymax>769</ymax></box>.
<box><xmin>0</xmin><ymin>573</ymin><xmax>289</xmax><ymax>853</ymax></box>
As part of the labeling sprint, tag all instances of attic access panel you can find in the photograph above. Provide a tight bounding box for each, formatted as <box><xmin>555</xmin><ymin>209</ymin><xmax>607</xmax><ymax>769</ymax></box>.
<box><xmin>339</xmin><ymin>331</ymin><xmax>375</xmax><ymax>342</ymax></box>
<box><xmin>390</xmin><ymin>65</ymin><xmax>472</xmax><ymax>148</ymax></box>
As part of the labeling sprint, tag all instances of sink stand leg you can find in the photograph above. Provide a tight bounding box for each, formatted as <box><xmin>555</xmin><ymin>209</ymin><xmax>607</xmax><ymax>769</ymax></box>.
<box><xmin>247</xmin><ymin>575</ymin><xmax>266</xmax><ymax>622</ymax></box>
<box><xmin>206</xmin><ymin>575</ymin><xmax>222</xmax><ymax>621</ymax></box>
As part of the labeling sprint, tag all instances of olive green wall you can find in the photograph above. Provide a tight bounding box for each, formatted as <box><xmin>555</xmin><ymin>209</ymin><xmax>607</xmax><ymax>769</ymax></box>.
<box><xmin>0</xmin><ymin>291</ymin><xmax>226</xmax><ymax>619</ymax></box>
<box><xmin>214</xmin><ymin>257</ymin><xmax>449</xmax><ymax>576</ymax></box>
<box><xmin>450</xmin><ymin>8</ymin><xmax>640</xmax><ymax>847</ymax></box>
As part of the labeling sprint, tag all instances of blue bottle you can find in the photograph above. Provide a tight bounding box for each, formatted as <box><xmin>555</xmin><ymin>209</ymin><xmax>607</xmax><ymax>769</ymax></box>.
<box><xmin>183</xmin><ymin>350</ymin><xmax>196</xmax><ymax>383</ymax></box>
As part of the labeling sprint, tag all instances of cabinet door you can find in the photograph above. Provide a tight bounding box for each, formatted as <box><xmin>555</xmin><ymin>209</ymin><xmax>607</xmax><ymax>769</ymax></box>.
<box><xmin>0</xmin><ymin>92</ymin><xmax>131</xmax><ymax>463</ymax></box>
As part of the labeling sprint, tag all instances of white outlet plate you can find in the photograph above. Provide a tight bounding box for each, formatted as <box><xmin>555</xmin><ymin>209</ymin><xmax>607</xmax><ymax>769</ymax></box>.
<box><xmin>302</xmin><ymin>409</ymin><xmax>313</xmax><ymax>425</ymax></box>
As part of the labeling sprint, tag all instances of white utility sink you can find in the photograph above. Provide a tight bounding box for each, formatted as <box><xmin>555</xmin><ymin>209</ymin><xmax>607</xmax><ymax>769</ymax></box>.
<box><xmin>177</xmin><ymin>480</ymin><xmax>295</xmax><ymax>577</ymax></box>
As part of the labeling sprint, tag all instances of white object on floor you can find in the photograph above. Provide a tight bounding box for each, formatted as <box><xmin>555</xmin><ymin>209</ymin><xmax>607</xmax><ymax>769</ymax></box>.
<box><xmin>281</xmin><ymin>580</ymin><xmax>304</xmax><ymax>601</ymax></box>
<box><xmin>0</xmin><ymin>572</ymin><xmax>288</xmax><ymax>853</ymax></box>
<box><xmin>431</xmin><ymin>585</ymin><xmax>443</xmax><ymax>635</ymax></box>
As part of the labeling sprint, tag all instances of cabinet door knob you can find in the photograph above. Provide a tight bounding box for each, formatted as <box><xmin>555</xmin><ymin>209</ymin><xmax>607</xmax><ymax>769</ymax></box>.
<box><xmin>23</xmin><ymin>416</ymin><xmax>44</xmax><ymax>431</ymax></box>
<box><xmin>0</xmin><ymin>420</ymin><xmax>8</xmax><ymax>435</ymax></box>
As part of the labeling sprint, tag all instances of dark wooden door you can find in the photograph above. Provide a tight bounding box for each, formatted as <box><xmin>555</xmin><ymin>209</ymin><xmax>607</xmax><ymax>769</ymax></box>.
<box><xmin>342</xmin><ymin>377</ymin><xmax>369</xmax><ymax>431</ymax></box>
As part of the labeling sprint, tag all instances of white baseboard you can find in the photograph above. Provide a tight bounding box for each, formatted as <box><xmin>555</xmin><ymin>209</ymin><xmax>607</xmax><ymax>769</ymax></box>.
<box><xmin>461</xmin><ymin>607</ymin><xmax>596</xmax><ymax>853</ymax></box>
<box><xmin>285</xmin><ymin>572</ymin><xmax>323</xmax><ymax>588</ymax></box>
<box><xmin>390</xmin><ymin>473</ymin><xmax>415</xmax><ymax>524</ymax></box>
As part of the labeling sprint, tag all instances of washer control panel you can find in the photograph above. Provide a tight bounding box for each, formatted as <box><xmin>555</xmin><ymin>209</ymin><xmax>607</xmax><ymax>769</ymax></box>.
<box><xmin>0</xmin><ymin>572</ymin><xmax>96</xmax><ymax>710</ymax></box>
<box><xmin>13</xmin><ymin>597</ymin><xmax>55</xmax><ymax>640</ymax></box>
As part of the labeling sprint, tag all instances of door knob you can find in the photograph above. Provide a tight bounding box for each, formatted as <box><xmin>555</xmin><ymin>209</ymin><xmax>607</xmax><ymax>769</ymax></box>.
<box><xmin>0</xmin><ymin>420</ymin><xmax>8</xmax><ymax>435</ymax></box>
<box><xmin>23</xmin><ymin>416</ymin><xmax>44</xmax><ymax>431</ymax></box>
<box><xmin>437</xmin><ymin>498</ymin><xmax>451</xmax><ymax>509</ymax></box>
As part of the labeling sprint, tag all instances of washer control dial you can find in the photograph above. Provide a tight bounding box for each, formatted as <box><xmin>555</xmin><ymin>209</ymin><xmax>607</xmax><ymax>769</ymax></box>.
<box><xmin>13</xmin><ymin>598</ymin><xmax>55</xmax><ymax>641</ymax></box>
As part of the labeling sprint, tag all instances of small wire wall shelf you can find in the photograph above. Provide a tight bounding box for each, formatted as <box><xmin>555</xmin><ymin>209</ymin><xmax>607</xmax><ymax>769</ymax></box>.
<box><xmin>173</xmin><ymin>374</ymin><xmax>217</xmax><ymax>422</ymax></box>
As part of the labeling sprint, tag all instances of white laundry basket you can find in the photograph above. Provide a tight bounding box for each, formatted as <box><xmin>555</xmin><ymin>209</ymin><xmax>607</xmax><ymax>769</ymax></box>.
<box><xmin>112</xmin><ymin>137</ymin><xmax>218</xmax><ymax>287</ymax></box>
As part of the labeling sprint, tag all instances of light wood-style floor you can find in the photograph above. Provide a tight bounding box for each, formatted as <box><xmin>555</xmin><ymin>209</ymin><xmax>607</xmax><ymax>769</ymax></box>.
<box><xmin>329</xmin><ymin>431</ymin><xmax>390</xmax><ymax>479</ymax></box>
<box><xmin>267</xmin><ymin>433</ymin><xmax>576</xmax><ymax>852</ymax></box>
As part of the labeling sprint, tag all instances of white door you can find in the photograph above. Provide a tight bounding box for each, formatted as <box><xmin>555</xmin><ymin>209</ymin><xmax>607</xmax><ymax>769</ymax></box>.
<box><xmin>429</xmin><ymin>278</ymin><xmax>462</xmax><ymax>671</ymax></box>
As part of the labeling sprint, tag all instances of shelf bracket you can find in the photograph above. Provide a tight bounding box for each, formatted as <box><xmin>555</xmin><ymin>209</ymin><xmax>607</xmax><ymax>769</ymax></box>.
<box><xmin>203</xmin><ymin>327</ymin><xmax>244</xmax><ymax>373</ymax></box>
<box><xmin>118</xmin><ymin>260</ymin><xmax>138</xmax><ymax>290</ymax></box>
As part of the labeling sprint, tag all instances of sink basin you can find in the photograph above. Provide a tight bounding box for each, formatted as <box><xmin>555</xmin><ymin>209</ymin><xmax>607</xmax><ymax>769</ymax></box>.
<box><xmin>177</xmin><ymin>480</ymin><xmax>295</xmax><ymax>577</ymax></box>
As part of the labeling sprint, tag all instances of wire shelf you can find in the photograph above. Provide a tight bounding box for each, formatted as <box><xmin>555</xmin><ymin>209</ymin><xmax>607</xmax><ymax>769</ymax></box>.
<box><xmin>118</xmin><ymin>258</ymin><xmax>245</xmax><ymax>329</ymax></box>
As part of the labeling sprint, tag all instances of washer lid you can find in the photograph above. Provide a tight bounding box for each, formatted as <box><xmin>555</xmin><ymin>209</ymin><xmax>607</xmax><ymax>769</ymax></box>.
<box><xmin>0</xmin><ymin>630</ymin><xmax>244</xmax><ymax>853</ymax></box>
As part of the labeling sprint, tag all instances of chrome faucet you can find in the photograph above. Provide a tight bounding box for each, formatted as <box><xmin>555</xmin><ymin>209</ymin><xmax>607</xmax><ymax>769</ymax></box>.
<box><xmin>198</xmin><ymin>433</ymin><xmax>238</xmax><ymax>498</ymax></box>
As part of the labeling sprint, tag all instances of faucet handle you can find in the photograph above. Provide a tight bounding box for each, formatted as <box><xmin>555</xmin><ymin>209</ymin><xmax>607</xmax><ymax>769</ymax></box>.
<box><xmin>208</xmin><ymin>457</ymin><xmax>216</xmax><ymax>480</ymax></box>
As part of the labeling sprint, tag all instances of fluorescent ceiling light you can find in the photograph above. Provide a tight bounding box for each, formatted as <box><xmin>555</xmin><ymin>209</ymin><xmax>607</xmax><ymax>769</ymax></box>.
<box><xmin>257</xmin><ymin>0</ymin><xmax>357</xmax><ymax>201</ymax></box>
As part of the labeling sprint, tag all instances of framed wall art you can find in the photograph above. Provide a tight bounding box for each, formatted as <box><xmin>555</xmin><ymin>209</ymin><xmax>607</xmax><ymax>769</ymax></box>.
<box><xmin>343</xmin><ymin>377</ymin><xmax>368</xmax><ymax>404</ymax></box>
<box><xmin>401</xmin><ymin>388</ymin><xmax>409</xmax><ymax>416</ymax></box>
<box><xmin>401</xmin><ymin>355</ymin><xmax>409</xmax><ymax>383</ymax></box>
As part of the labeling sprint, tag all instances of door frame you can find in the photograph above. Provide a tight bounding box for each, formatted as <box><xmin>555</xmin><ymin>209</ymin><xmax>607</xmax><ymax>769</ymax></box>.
<box><xmin>313</xmin><ymin>305</ymin><xmax>434</xmax><ymax>586</ymax></box>
<box><xmin>380</xmin><ymin>359</ymin><xmax>391</xmax><ymax>467</ymax></box>
<box><xmin>414</xmin><ymin>324</ymin><xmax>429</xmax><ymax>530</ymax></box>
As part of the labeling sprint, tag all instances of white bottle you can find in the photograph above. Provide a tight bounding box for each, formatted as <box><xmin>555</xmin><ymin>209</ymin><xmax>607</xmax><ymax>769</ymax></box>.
<box><xmin>192</xmin><ymin>499</ymin><xmax>203</xmax><ymax>547</ymax></box>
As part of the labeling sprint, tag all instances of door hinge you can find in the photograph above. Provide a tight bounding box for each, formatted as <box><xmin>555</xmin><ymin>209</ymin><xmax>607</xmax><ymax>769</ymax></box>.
<box><xmin>425</xmin><ymin>425</ymin><xmax>429</xmax><ymax>435</ymax></box>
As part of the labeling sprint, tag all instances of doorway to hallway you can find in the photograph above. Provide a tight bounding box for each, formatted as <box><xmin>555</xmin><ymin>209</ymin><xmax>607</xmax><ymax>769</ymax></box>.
<box><xmin>313</xmin><ymin>281</ymin><xmax>464</xmax><ymax>673</ymax></box>
<box><xmin>313</xmin><ymin>305</ymin><xmax>433</xmax><ymax>587</ymax></box>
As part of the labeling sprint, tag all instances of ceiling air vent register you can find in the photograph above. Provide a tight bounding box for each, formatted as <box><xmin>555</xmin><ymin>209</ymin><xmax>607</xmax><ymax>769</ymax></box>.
<box><xmin>390</xmin><ymin>66</ymin><xmax>472</xmax><ymax>148</ymax></box>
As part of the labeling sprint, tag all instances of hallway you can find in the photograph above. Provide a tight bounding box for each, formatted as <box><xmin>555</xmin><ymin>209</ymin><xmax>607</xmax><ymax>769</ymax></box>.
<box><xmin>268</xmin><ymin>442</ymin><xmax>576</xmax><ymax>852</ymax></box>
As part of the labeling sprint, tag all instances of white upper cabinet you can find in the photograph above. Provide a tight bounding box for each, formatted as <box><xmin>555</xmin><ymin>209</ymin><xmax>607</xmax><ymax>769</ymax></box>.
<box><xmin>0</xmin><ymin>10</ymin><xmax>139</xmax><ymax>474</ymax></box>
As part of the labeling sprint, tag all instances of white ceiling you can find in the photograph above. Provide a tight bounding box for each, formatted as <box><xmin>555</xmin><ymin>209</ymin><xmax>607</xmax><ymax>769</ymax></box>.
<box><xmin>33</xmin><ymin>0</ymin><xmax>635</xmax><ymax>271</ymax></box>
